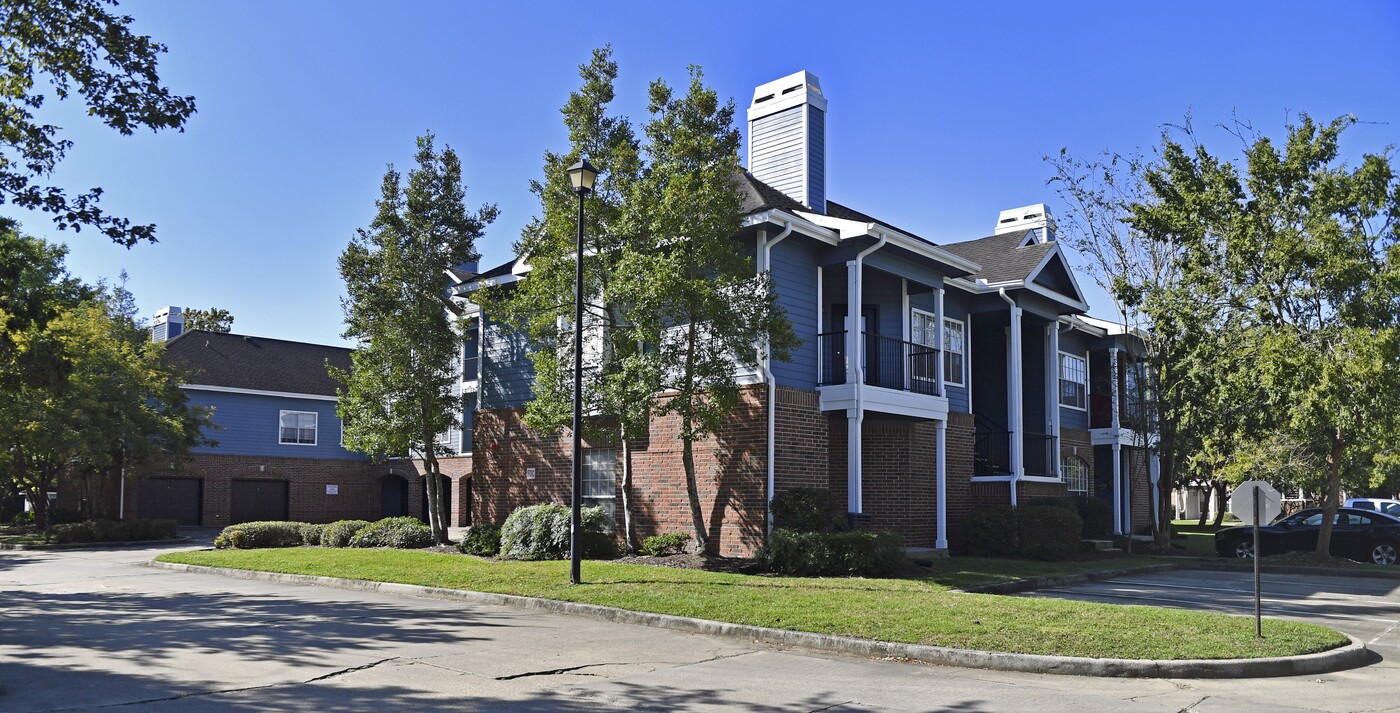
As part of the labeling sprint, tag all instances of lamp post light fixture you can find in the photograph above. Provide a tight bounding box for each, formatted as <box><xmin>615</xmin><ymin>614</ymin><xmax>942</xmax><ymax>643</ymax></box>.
<box><xmin>566</xmin><ymin>157</ymin><xmax>597</xmax><ymax>586</ymax></box>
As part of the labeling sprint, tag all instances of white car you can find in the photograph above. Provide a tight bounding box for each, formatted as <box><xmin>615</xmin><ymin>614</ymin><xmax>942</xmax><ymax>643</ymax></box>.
<box><xmin>1345</xmin><ymin>498</ymin><xmax>1400</xmax><ymax>518</ymax></box>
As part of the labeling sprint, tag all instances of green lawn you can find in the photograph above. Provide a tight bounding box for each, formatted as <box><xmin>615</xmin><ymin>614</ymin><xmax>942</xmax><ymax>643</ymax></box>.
<box><xmin>158</xmin><ymin>548</ymin><xmax>1346</xmax><ymax>660</ymax></box>
<box><xmin>1171</xmin><ymin>520</ymin><xmax>1225</xmax><ymax>557</ymax></box>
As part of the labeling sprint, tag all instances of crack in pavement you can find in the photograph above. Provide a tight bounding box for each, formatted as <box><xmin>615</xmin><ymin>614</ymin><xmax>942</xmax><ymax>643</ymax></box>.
<box><xmin>494</xmin><ymin>662</ymin><xmax>632</xmax><ymax>680</ymax></box>
<box><xmin>1176</xmin><ymin>695</ymin><xmax>1210</xmax><ymax>713</ymax></box>
<box><xmin>806</xmin><ymin>701</ymin><xmax>856</xmax><ymax>712</ymax></box>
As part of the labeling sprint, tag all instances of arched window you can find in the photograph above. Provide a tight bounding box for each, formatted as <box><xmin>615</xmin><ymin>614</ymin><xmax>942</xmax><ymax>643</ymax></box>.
<box><xmin>1063</xmin><ymin>455</ymin><xmax>1089</xmax><ymax>494</ymax></box>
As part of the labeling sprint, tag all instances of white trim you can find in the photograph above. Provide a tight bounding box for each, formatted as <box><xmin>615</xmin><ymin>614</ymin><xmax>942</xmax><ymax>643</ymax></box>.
<box><xmin>792</xmin><ymin>209</ymin><xmax>983</xmax><ymax>276</ymax></box>
<box><xmin>278</xmin><ymin>409</ymin><xmax>318</xmax><ymax>446</ymax></box>
<box><xmin>184</xmin><ymin>384</ymin><xmax>338</xmax><ymax>402</ymax></box>
<box><xmin>1024</xmin><ymin>244</ymin><xmax>1091</xmax><ymax>308</ymax></box>
<box><xmin>1057</xmin><ymin>350</ymin><xmax>1089</xmax><ymax>411</ymax></box>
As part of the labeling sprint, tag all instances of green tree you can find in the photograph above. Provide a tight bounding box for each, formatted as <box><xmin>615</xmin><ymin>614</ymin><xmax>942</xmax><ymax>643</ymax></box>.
<box><xmin>1</xmin><ymin>0</ymin><xmax>196</xmax><ymax>246</ymax></box>
<box><xmin>482</xmin><ymin>47</ymin><xmax>650</xmax><ymax>550</ymax></box>
<box><xmin>615</xmin><ymin>67</ymin><xmax>797</xmax><ymax>554</ymax></box>
<box><xmin>1131</xmin><ymin>115</ymin><xmax>1400</xmax><ymax>556</ymax></box>
<box><xmin>184</xmin><ymin>306</ymin><xmax>234</xmax><ymax>332</ymax></box>
<box><xmin>334</xmin><ymin>133</ymin><xmax>495</xmax><ymax>544</ymax></box>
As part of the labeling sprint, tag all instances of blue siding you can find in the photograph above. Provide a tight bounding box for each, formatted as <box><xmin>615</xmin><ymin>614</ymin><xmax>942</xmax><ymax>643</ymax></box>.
<box><xmin>1022</xmin><ymin>321</ymin><xmax>1047</xmax><ymax>433</ymax></box>
<box><xmin>970</xmin><ymin>315</ymin><xmax>1008</xmax><ymax>429</ymax></box>
<box><xmin>942</xmin><ymin>294</ymin><xmax>972</xmax><ymax>413</ymax></box>
<box><xmin>188</xmin><ymin>390</ymin><xmax>368</xmax><ymax>460</ymax></box>
<box><xmin>461</xmin><ymin>392</ymin><xmax>476</xmax><ymax>452</ymax></box>
<box><xmin>807</xmin><ymin>106</ymin><xmax>825</xmax><ymax>209</ymax></box>
<box><xmin>480</xmin><ymin>313</ymin><xmax>536</xmax><ymax>410</ymax></box>
<box><xmin>770</xmin><ymin>236</ymin><xmax>821</xmax><ymax>389</ymax></box>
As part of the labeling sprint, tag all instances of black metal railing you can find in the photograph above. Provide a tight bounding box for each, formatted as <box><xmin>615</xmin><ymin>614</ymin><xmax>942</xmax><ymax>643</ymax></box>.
<box><xmin>1023</xmin><ymin>432</ymin><xmax>1057</xmax><ymax>477</ymax></box>
<box><xmin>818</xmin><ymin>330</ymin><xmax>940</xmax><ymax>395</ymax></box>
<box><xmin>975</xmin><ymin>428</ymin><xmax>1012</xmax><ymax>475</ymax></box>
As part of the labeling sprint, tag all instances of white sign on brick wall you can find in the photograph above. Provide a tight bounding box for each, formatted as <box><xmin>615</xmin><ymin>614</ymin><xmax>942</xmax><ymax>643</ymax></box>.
<box><xmin>525</xmin><ymin>467</ymin><xmax>536</xmax><ymax>480</ymax></box>
<box><xmin>326</xmin><ymin>484</ymin><xmax>339</xmax><ymax>495</ymax></box>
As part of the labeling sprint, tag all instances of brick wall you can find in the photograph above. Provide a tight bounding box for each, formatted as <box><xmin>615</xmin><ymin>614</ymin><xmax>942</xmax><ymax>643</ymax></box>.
<box><xmin>415</xmin><ymin>455</ymin><xmax>473</xmax><ymax>527</ymax></box>
<box><xmin>1129</xmin><ymin>447</ymin><xmax>1153</xmax><ymax>535</ymax></box>
<box><xmin>824</xmin><ymin>414</ymin><xmax>939</xmax><ymax>547</ymax></box>
<box><xmin>471</xmin><ymin>385</ymin><xmax>769</xmax><ymax>557</ymax></box>
<box><xmin>127</xmin><ymin>454</ymin><xmax>423</xmax><ymax>527</ymax></box>
<box><xmin>945</xmin><ymin>412</ymin><xmax>975</xmax><ymax>546</ymax></box>
<box><xmin>773</xmin><ymin>386</ymin><xmax>827</xmax><ymax>493</ymax></box>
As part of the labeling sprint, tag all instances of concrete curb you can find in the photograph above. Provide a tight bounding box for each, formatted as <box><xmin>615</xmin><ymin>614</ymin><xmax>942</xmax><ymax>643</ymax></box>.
<box><xmin>0</xmin><ymin>537</ymin><xmax>188</xmax><ymax>551</ymax></box>
<box><xmin>147</xmin><ymin>559</ymin><xmax>1368</xmax><ymax>678</ymax></box>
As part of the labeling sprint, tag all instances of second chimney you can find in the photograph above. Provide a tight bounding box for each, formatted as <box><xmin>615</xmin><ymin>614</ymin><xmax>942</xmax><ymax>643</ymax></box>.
<box><xmin>748</xmin><ymin>70</ymin><xmax>827</xmax><ymax>212</ymax></box>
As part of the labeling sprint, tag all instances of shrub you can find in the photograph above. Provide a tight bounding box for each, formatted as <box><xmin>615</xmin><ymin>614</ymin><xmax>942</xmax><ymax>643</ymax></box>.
<box><xmin>758</xmin><ymin>528</ymin><xmax>905</xmax><ymax>577</ymax></box>
<box><xmin>639</xmin><ymin>532</ymin><xmax>692</xmax><ymax>557</ymax></box>
<box><xmin>300</xmin><ymin>523</ymin><xmax>326</xmax><ymax>546</ymax></box>
<box><xmin>964</xmin><ymin>505</ymin><xmax>1083</xmax><ymax>561</ymax></box>
<box><xmin>349</xmin><ymin>516</ymin><xmax>434</xmax><ymax>549</ymax></box>
<box><xmin>49</xmin><ymin>518</ymin><xmax>177</xmax><ymax>544</ymax></box>
<box><xmin>771</xmin><ymin>487</ymin><xmax>846</xmax><ymax>533</ymax></box>
<box><xmin>214</xmin><ymin>521</ymin><xmax>307</xmax><ymax>549</ymax></box>
<box><xmin>457</xmin><ymin>524</ymin><xmax>503</xmax><ymax>557</ymax></box>
<box><xmin>1071</xmin><ymin>495</ymin><xmax>1113</xmax><ymax>539</ymax></box>
<box><xmin>498</xmin><ymin>504</ymin><xmax>612</xmax><ymax>561</ymax></box>
<box><xmin>320</xmin><ymin>519</ymin><xmax>371</xmax><ymax>548</ymax></box>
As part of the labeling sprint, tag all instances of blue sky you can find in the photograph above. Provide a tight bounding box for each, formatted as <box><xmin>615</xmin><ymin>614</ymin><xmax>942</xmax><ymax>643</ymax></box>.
<box><xmin>14</xmin><ymin>0</ymin><xmax>1400</xmax><ymax>346</ymax></box>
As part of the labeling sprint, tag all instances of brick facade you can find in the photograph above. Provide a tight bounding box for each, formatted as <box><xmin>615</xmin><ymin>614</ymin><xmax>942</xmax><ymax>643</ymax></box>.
<box><xmin>1060</xmin><ymin>427</ymin><xmax>1095</xmax><ymax>498</ymax></box>
<box><xmin>826</xmin><ymin>414</ymin><xmax>939</xmax><ymax>547</ymax></box>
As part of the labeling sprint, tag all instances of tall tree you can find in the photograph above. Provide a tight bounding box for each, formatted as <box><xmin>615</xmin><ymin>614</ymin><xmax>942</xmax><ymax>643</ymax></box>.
<box><xmin>0</xmin><ymin>0</ymin><xmax>196</xmax><ymax>246</ymax></box>
<box><xmin>1131</xmin><ymin>115</ymin><xmax>1400</xmax><ymax>556</ymax></box>
<box><xmin>482</xmin><ymin>47</ymin><xmax>649</xmax><ymax>550</ymax></box>
<box><xmin>335</xmin><ymin>133</ymin><xmax>495</xmax><ymax>544</ymax></box>
<box><xmin>184</xmin><ymin>306</ymin><xmax>234</xmax><ymax>332</ymax></box>
<box><xmin>615</xmin><ymin>67</ymin><xmax>797</xmax><ymax>554</ymax></box>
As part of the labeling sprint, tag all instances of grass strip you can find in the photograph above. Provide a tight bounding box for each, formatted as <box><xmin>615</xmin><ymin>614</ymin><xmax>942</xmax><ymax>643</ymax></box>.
<box><xmin>158</xmin><ymin>548</ymin><xmax>1347</xmax><ymax>660</ymax></box>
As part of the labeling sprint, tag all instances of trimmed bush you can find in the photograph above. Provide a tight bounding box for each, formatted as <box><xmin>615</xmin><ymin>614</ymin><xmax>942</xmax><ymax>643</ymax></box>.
<box><xmin>49</xmin><ymin>518</ymin><xmax>178</xmax><ymax>544</ymax></box>
<box><xmin>299</xmin><ymin>523</ymin><xmax>326</xmax><ymax>546</ymax></box>
<box><xmin>457</xmin><ymin>524</ymin><xmax>502</xmax><ymax>557</ymax></box>
<box><xmin>965</xmin><ymin>505</ymin><xmax>1083</xmax><ymax>561</ymax></box>
<box><xmin>639</xmin><ymin>532</ymin><xmax>692</xmax><ymax>557</ymax></box>
<box><xmin>757</xmin><ymin>528</ymin><xmax>905</xmax><ymax>577</ymax></box>
<box><xmin>1071</xmin><ymin>495</ymin><xmax>1113</xmax><ymax>539</ymax></box>
<box><xmin>320</xmin><ymin>520</ymin><xmax>371</xmax><ymax>548</ymax></box>
<box><xmin>214</xmin><ymin>521</ymin><xmax>307</xmax><ymax>549</ymax></box>
<box><xmin>771</xmin><ymin>487</ymin><xmax>846</xmax><ymax>533</ymax></box>
<box><xmin>349</xmin><ymin>516</ymin><xmax>434</xmax><ymax>549</ymax></box>
<box><xmin>498</xmin><ymin>504</ymin><xmax>612</xmax><ymax>561</ymax></box>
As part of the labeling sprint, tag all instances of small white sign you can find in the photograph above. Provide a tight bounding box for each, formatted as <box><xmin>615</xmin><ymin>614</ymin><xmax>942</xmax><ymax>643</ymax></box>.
<box><xmin>326</xmin><ymin>484</ymin><xmax>339</xmax><ymax>495</ymax></box>
<box><xmin>1230</xmin><ymin>480</ymin><xmax>1282</xmax><ymax>525</ymax></box>
<box><xmin>525</xmin><ymin>467</ymin><xmax>536</xmax><ymax>480</ymax></box>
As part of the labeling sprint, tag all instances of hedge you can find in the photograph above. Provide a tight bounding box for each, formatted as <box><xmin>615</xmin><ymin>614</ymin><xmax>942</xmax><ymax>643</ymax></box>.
<box><xmin>498</xmin><ymin>504</ymin><xmax>613</xmax><ymax>560</ymax></box>
<box><xmin>49</xmin><ymin>518</ymin><xmax>178</xmax><ymax>544</ymax></box>
<box><xmin>320</xmin><ymin>520</ymin><xmax>371</xmax><ymax>548</ymax></box>
<box><xmin>770</xmin><ymin>487</ymin><xmax>846</xmax><ymax>533</ymax></box>
<box><xmin>965</xmin><ymin>505</ymin><xmax>1084</xmax><ymax>561</ymax></box>
<box><xmin>757</xmin><ymin>529</ymin><xmax>905</xmax><ymax>577</ymax></box>
<box><xmin>349</xmin><ymin>517</ymin><xmax>434</xmax><ymax>549</ymax></box>
<box><xmin>214</xmin><ymin>521</ymin><xmax>306</xmax><ymax>549</ymax></box>
<box><xmin>457</xmin><ymin>524</ymin><xmax>502</xmax><ymax>557</ymax></box>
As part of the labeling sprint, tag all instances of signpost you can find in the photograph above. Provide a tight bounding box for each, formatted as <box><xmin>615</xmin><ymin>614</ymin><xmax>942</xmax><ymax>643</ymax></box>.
<box><xmin>1230</xmin><ymin>480</ymin><xmax>1282</xmax><ymax>639</ymax></box>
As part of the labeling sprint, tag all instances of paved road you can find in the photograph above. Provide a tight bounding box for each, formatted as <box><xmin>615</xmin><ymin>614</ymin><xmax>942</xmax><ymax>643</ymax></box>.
<box><xmin>0</xmin><ymin>542</ymin><xmax>1396</xmax><ymax>713</ymax></box>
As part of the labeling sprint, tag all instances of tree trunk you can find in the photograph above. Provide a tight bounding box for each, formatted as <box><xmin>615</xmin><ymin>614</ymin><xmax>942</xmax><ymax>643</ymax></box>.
<box><xmin>680</xmin><ymin>319</ymin><xmax>709</xmax><ymax>554</ymax></box>
<box><xmin>1211</xmin><ymin>479</ymin><xmax>1227</xmax><ymax>527</ymax></box>
<box><xmin>1153</xmin><ymin>439</ymin><xmax>1175</xmax><ymax>549</ymax></box>
<box><xmin>422</xmin><ymin>452</ymin><xmax>448</xmax><ymax>544</ymax></box>
<box><xmin>1315</xmin><ymin>433</ymin><xmax>1346</xmax><ymax>557</ymax></box>
<box><xmin>621</xmin><ymin>436</ymin><xmax>636</xmax><ymax>554</ymax></box>
<box><xmin>1196</xmin><ymin>487</ymin><xmax>1208</xmax><ymax>528</ymax></box>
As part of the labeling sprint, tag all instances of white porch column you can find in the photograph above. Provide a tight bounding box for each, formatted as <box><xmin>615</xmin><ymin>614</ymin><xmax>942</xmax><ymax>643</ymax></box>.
<box><xmin>846</xmin><ymin>259</ymin><xmax>863</xmax><ymax>514</ymax></box>
<box><xmin>846</xmin><ymin>261</ymin><xmax>860</xmax><ymax>386</ymax></box>
<box><xmin>1047</xmin><ymin>323</ymin><xmax>1061</xmax><ymax>479</ymax></box>
<box><xmin>936</xmin><ymin>419</ymin><xmax>948</xmax><ymax>550</ymax></box>
<box><xmin>934</xmin><ymin>286</ymin><xmax>945</xmax><ymax>397</ymax></box>
<box><xmin>901</xmin><ymin>279</ymin><xmax>910</xmax><ymax>390</ymax></box>
<box><xmin>848</xmin><ymin>411</ymin><xmax>862</xmax><ymax>513</ymax></box>
<box><xmin>1112</xmin><ymin>441</ymin><xmax>1124</xmax><ymax>535</ymax></box>
<box><xmin>1007</xmin><ymin>304</ymin><xmax>1024</xmax><ymax>505</ymax></box>
<box><xmin>1109</xmin><ymin>347</ymin><xmax>1121</xmax><ymax>430</ymax></box>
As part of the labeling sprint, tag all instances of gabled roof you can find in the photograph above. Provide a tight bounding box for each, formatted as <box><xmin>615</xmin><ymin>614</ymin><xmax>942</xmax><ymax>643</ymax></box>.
<box><xmin>939</xmin><ymin>230</ymin><xmax>1053</xmax><ymax>284</ymax></box>
<box><xmin>739</xmin><ymin>171</ymin><xmax>809</xmax><ymax>214</ymax></box>
<box><xmin>164</xmin><ymin>330</ymin><xmax>351</xmax><ymax>397</ymax></box>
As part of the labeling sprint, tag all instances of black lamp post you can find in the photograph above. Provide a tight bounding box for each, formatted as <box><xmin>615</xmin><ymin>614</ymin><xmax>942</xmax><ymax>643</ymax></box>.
<box><xmin>566</xmin><ymin>157</ymin><xmax>597</xmax><ymax>586</ymax></box>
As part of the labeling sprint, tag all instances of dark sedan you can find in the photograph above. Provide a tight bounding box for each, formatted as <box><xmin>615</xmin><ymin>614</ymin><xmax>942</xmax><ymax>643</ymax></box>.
<box><xmin>1215</xmin><ymin>507</ymin><xmax>1400</xmax><ymax>565</ymax></box>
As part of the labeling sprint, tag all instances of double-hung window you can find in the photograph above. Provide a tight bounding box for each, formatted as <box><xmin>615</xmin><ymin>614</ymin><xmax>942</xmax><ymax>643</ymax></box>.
<box><xmin>910</xmin><ymin>309</ymin><xmax>938</xmax><ymax>385</ymax></box>
<box><xmin>279</xmin><ymin>411</ymin><xmax>317</xmax><ymax>445</ymax></box>
<box><xmin>1062</xmin><ymin>455</ymin><xmax>1089</xmax><ymax>493</ymax></box>
<box><xmin>582</xmin><ymin>448</ymin><xmax>616</xmax><ymax>528</ymax></box>
<box><xmin>1059</xmin><ymin>352</ymin><xmax>1087</xmax><ymax>410</ymax></box>
<box><xmin>943</xmin><ymin>318</ymin><xmax>966</xmax><ymax>386</ymax></box>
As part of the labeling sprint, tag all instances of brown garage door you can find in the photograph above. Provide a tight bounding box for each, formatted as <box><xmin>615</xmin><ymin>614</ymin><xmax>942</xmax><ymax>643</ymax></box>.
<box><xmin>137</xmin><ymin>477</ymin><xmax>202</xmax><ymax>526</ymax></box>
<box><xmin>230</xmin><ymin>480</ymin><xmax>289</xmax><ymax>523</ymax></box>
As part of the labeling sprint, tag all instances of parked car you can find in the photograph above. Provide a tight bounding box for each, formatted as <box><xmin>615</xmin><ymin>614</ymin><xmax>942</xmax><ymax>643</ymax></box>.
<box><xmin>1214</xmin><ymin>507</ymin><xmax>1400</xmax><ymax>565</ymax></box>
<box><xmin>1344</xmin><ymin>498</ymin><xmax>1400</xmax><ymax>518</ymax></box>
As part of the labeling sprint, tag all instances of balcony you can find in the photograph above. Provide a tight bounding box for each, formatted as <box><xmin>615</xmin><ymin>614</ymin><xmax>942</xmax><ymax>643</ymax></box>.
<box><xmin>974</xmin><ymin>423</ymin><xmax>1058</xmax><ymax>478</ymax></box>
<box><xmin>817</xmin><ymin>330</ymin><xmax>947</xmax><ymax>419</ymax></box>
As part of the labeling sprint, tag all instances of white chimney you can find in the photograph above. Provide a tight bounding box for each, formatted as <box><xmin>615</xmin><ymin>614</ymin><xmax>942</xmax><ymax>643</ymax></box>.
<box><xmin>994</xmin><ymin>204</ymin><xmax>1053</xmax><ymax>243</ymax></box>
<box><xmin>152</xmin><ymin>305</ymin><xmax>184</xmax><ymax>342</ymax></box>
<box><xmin>748</xmin><ymin>70</ymin><xmax>827</xmax><ymax>212</ymax></box>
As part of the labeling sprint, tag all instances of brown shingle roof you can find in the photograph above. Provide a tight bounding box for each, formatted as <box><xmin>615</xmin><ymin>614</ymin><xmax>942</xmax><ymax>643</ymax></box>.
<box><xmin>939</xmin><ymin>230</ymin><xmax>1052</xmax><ymax>284</ymax></box>
<box><xmin>164</xmin><ymin>330</ymin><xmax>351</xmax><ymax>397</ymax></box>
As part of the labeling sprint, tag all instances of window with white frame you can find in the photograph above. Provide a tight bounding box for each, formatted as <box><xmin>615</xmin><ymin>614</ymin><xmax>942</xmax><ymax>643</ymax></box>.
<box><xmin>1063</xmin><ymin>455</ymin><xmax>1089</xmax><ymax>493</ymax></box>
<box><xmin>582</xmin><ymin>448</ymin><xmax>616</xmax><ymax>528</ymax></box>
<box><xmin>1059</xmin><ymin>352</ymin><xmax>1087</xmax><ymax>410</ymax></box>
<box><xmin>909</xmin><ymin>309</ymin><xmax>937</xmax><ymax>384</ymax></box>
<box><xmin>279</xmin><ymin>411</ymin><xmax>317</xmax><ymax>445</ymax></box>
<box><xmin>943</xmin><ymin>318</ymin><xmax>966</xmax><ymax>386</ymax></box>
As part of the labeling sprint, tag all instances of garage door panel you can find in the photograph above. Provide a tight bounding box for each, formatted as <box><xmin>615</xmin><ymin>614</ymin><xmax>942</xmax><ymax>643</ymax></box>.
<box><xmin>137</xmin><ymin>478</ymin><xmax>202</xmax><ymax>526</ymax></box>
<box><xmin>230</xmin><ymin>480</ymin><xmax>289</xmax><ymax>523</ymax></box>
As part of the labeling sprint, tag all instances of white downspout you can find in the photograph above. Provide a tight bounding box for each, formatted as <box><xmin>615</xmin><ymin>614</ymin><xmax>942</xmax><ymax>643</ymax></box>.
<box><xmin>848</xmin><ymin>234</ymin><xmax>888</xmax><ymax>515</ymax></box>
<box><xmin>759</xmin><ymin>222</ymin><xmax>793</xmax><ymax>535</ymax></box>
<box><xmin>998</xmin><ymin>288</ymin><xmax>1022</xmax><ymax>507</ymax></box>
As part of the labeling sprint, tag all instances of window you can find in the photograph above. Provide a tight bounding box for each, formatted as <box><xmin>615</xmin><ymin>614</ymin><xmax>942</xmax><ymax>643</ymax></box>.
<box><xmin>582</xmin><ymin>448</ymin><xmax>616</xmax><ymax>528</ymax></box>
<box><xmin>909</xmin><ymin>309</ymin><xmax>938</xmax><ymax>385</ymax></box>
<box><xmin>279</xmin><ymin>411</ymin><xmax>317</xmax><ymax>445</ymax></box>
<box><xmin>1059</xmin><ymin>352</ymin><xmax>1087</xmax><ymax>410</ymax></box>
<box><xmin>943</xmin><ymin>318</ymin><xmax>965</xmax><ymax>386</ymax></box>
<box><xmin>1062</xmin><ymin>455</ymin><xmax>1089</xmax><ymax>493</ymax></box>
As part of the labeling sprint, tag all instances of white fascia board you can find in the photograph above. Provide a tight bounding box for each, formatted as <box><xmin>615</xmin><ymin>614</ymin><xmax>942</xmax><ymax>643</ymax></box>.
<box><xmin>444</xmin><ymin>269</ymin><xmax>464</xmax><ymax>285</ymax></box>
<box><xmin>1024</xmin><ymin>282</ymin><xmax>1090</xmax><ymax>313</ymax></box>
<box><xmin>946</xmin><ymin>275</ymin><xmax>1090</xmax><ymax>313</ymax></box>
<box><xmin>461</xmin><ymin>274</ymin><xmax>522</xmax><ymax>293</ymax></box>
<box><xmin>182</xmin><ymin>384</ymin><xmax>339</xmax><ymax>402</ymax></box>
<box><xmin>745</xmin><ymin>210</ymin><xmax>840</xmax><ymax>244</ymax></box>
<box><xmin>1024</xmin><ymin>244</ymin><xmax>1090</xmax><ymax>309</ymax></box>
<box><xmin>1059</xmin><ymin>315</ymin><xmax>1108</xmax><ymax>338</ymax></box>
<box><xmin>792</xmin><ymin>210</ymin><xmax>983</xmax><ymax>275</ymax></box>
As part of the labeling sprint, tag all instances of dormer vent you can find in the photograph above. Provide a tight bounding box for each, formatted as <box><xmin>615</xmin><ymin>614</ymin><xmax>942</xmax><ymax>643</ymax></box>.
<box><xmin>747</xmin><ymin>70</ymin><xmax>827</xmax><ymax>213</ymax></box>
<box><xmin>994</xmin><ymin>203</ymin><xmax>1054</xmax><ymax>243</ymax></box>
